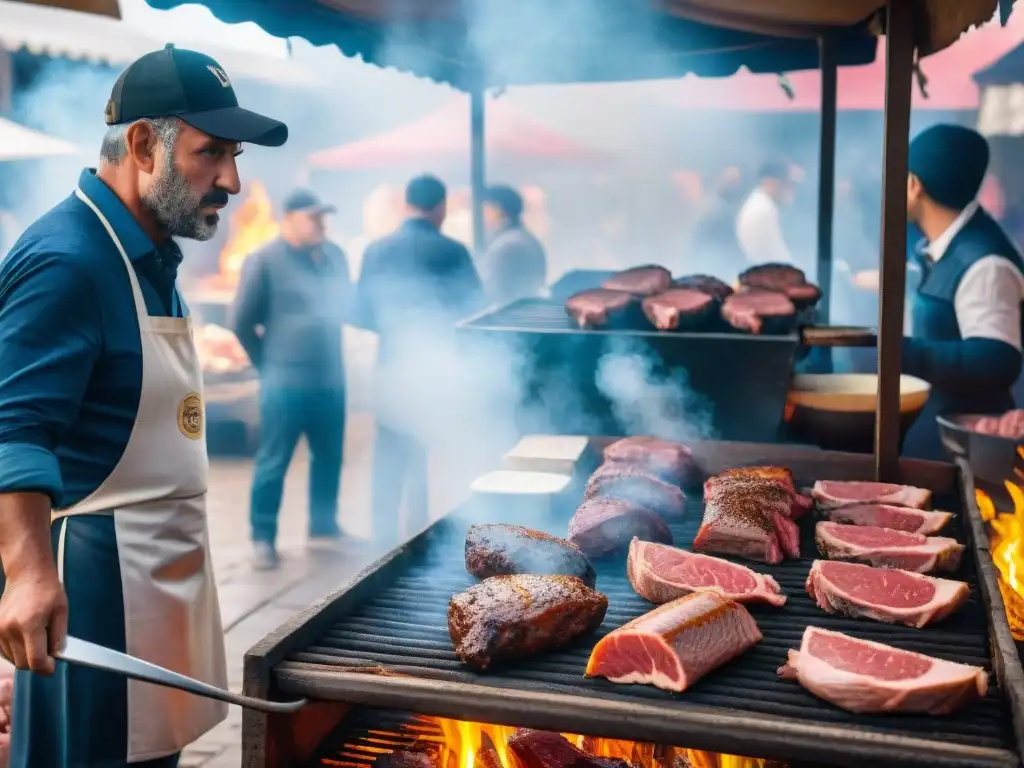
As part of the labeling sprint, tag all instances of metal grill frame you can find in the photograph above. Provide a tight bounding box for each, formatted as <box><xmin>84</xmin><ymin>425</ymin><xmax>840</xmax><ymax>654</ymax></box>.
<box><xmin>240</xmin><ymin>440</ymin><xmax>1024</xmax><ymax>768</ymax></box>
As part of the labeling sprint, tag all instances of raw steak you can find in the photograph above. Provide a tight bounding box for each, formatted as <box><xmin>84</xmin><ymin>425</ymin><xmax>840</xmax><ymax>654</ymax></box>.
<box><xmin>821</xmin><ymin>503</ymin><xmax>953</xmax><ymax>535</ymax></box>
<box><xmin>815</xmin><ymin>522</ymin><xmax>963</xmax><ymax>574</ymax></box>
<box><xmin>673</xmin><ymin>274</ymin><xmax>734</xmax><ymax>301</ymax></box>
<box><xmin>812</xmin><ymin>480</ymin><xmax>932</xmax><ymax>510</ymax></box>
<box><xmin>627</xmin><ymin>538</ymin><xmax>786</xmax><ymax>606</ymax></box>
<box><xmin>508</xmin><ymin>730</ymin><xmax>630</xmax><ymax>768</ymax></box>
<box><xmin>778</xmin><ymin>626</ymin><xmax>988</xmax><ymax>714</ymax></box>
<box><xmin>448</xmin><ymin>574</ymin><xmax>607</xmax><ymax>670</ymax></box>
<box><xmin>642</xmin><ymin>288</ymin><xmax>717</xmax><ymax>330</ymax></box>
<box><xmin>568</xmin><ymin>498</ymin><xmax>673</xmax><ymax>558</ymax></box>
<box><xmin>601</xmin><ymin>265</ymin><xmax>672</xmax><ymax>296</ymax></box>
<box><xmin>705</xmin><ymin>465</ymin><xmax>813</xmax><ymax>519</ymax></box>
<box><xmin>807</xmin><ymin>560</ymin><xmax>969</xmax><ymax>627</ymax></box>
<box><xmin>693</xmin><ymin>477</ymin><xmax>800</xmax><ymax>564</ymax></box>
<box><xmin>585</xmin><ymin>592</ymin><xmax>762</xmax><ymax>693</ymax></box>
<box><xmin>721</xmin><ymin>290</ymin><xmax>796</xmax><ymax>334</ymax></box>
<box><xmin>465</xmin><ymin>524</ymin><xmax>596</xmax><ymax>588</ymax></box>
<box><xmin>584</xmin><ymin>462</ymin><xmax>686</xmax><ymax>519</ymax></box>
<box><xmin>564</xmin><ymin>288</ymin><xmax>635</xmax><ymax>329</ymax></box>
<box><xmin>602</xmin><ymin>436</ymin><xmax>701</xmax><ymax>486</ymax></box>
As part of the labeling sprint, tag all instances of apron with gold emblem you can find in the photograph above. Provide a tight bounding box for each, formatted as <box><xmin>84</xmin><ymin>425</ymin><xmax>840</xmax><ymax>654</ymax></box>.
<box><xmin>10</xmin><ymin>186</ymin><xmax>228</xmax><ymax>766</ymax></box>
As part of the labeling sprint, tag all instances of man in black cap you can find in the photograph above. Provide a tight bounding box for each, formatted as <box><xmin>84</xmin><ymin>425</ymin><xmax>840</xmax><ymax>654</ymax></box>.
<box><xmin>479</xmin><ymin>184</ymin><xmax>547</xmax><ymax>306</ymax></box>
<box><xmin>0</xmin><ymin>45</ymin><xmax>286</xmax><ymax>767</ymax></box>
<box><xmin>231</xmin><ymin>188</ymin><xmax>352</xmax><ymax>570</ymax></box>
<box><xmin>900</xmin><ymin>124</ymin><xmax>1024</xmax><ymax>460</ymax></box>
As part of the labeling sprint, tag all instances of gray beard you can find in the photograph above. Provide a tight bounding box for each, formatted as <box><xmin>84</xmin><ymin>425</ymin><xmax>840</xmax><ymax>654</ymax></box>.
<box><xmin>141</xmin><ymin>151</ymin><xmax>218</xmax><ymax>241</ymax></box>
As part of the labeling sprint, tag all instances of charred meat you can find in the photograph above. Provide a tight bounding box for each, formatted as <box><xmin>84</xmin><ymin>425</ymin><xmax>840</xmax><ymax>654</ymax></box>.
<box><xmin>509</xmin><ymin>730</ymin><xmax>631</xmax><ymax>768</ymax></box>
<box><xmin>584</xmin><ymin>462</ymin><xmax>686</xmax><ymax>519</ymax></box>
<box><xmin>673</xmin><ymin>274</ymin><xmax>734</xmax><ymax>301</ymax></box>
<box><xmin>448</xmin><ymin>574</ymin><xmax>608</xmax><ymax>670</ymax></box>
<box><xmin>738</xmin><ymin>263</ymin><xmax>821</xmax><ymax>309</ymax></box>
<box><xmin>465</xmin><ymin>524</ymin><xmax>596</xmax><ymax>588</ymax></box>
<box><xmin>721</xmin><ymin>289</ymin><xmax>796</xmax><ymax>334</ymax></box>
<box><xmin>642</xmin><ymin>288</ymin><xmax>717</xmax><ymax>331</ymax></box>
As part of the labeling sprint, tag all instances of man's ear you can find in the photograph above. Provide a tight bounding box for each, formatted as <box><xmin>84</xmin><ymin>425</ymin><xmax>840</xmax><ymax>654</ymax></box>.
<box><xmin>125</xmin><ymin>121</ymin><xmax>158</xmax><ymax>174</ymax></box>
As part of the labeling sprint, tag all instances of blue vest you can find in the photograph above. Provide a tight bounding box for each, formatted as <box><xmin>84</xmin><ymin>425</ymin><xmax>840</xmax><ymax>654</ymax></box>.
<box><xmin>902</xmin><ymin>208</ymin><xmax>1024</xmax><ymax>459</ymax></box>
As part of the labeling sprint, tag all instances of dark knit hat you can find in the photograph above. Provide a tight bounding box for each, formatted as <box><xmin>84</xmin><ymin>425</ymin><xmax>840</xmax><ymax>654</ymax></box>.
<box><xmin>908</xmin><ymin>124</ymin><xmax>989</xmax><ymax>211</ymax></box>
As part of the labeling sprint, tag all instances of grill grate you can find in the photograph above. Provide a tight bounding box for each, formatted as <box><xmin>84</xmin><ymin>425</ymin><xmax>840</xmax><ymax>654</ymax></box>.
<box><xmin>286</xmin><ymin>497</ymin><xmax>1014</xmax><ymax>765</ymax></box>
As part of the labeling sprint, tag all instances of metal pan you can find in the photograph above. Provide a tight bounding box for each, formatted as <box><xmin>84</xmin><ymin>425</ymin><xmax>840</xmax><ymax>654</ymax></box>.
<box><xmin>938</xmin><ymin>413</ymin><xmax>1024</xmax><ymax>487</ymax></box>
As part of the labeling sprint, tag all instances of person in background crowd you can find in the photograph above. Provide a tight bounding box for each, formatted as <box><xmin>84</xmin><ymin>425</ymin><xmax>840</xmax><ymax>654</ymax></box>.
<box><xmin>899</xmin><ymin>124</ymin><xmax>1024</xmax><ymax>460</ymax></box>
<box><xmin>735</xmin><ymin>160</ymin><xmax>799</xmax><ymax>267</ymax></box>
<box><xmin>231</xmin><ymin>188</ymin><xmax>352</xmax><ymax>570</ymax></box>
<box><xmin>689</xmin><ymin>166</ymin><xmax>746</xmax><ymax>279</ymax></box>
<box><xmin>0</xmin><ymin>44</ymin><xmax>288</xmax><ymax>768</ymax></box>
<box><xmin>479</xmin><ymin>184</ymin><xmax>547</xmax><ymax>307</ymax></box>
<box><xmin>355</xmin><ymin>175</ymin><xmax>484</xmax><ymax>544</ymax></box>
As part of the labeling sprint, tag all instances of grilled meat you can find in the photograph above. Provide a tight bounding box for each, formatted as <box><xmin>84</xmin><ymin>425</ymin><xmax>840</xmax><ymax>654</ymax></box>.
<box><xmin>448</xmin><ymin>574</ymin><xmax>608</xmax><ymax>670</ymax></box>
<box><xmin>568</xmin><ymin>497</ymin><xmax>673</xmax><ymax>558</ymax></box>
<box><xmin>601</xmin><ymin>265</ymin><xmax>672</xmax><ymax>296</ymax></box>
<box><xmin>642</xmin><ymin>288</ymin><xmax>717</xmax><ymax>331</ymax></box>
<box><xmin>464</xmin><ymin>524</ymin><xmax>596</xmax><ymax>588</ymax></box>
<box><xmin>584</xmin><ymin>462</ymin><xmax>686</xmax><ymax>519</ymax></box>
<box><xmin>693</xmin><ymin>476</ymin><xmax>800</xmax><ymax>564</ymax></box>
<box><xmin>738</xmin><ymin>263</ymin><xmax>821</xmax><ymax>309</ymax></box>
<box><xmin>721</xmin><ymin>289</ymin><xmax>796</xmax><ymax>334</ymax></box>
<box><xmin>564</xmin><ymin>288</ymin><xmax>635</xmax><ymax>329</ymax></box>
<box><xmin>602</xmin><ymin>436</ymin><xmax>701</xmax><ymax>486</ymax></box>
<box><xmin>509</xmin><ymin>730</ymin><xmax>631</xmax><ymax>768</ymax></box>
<box><xmin>673</xmin><ymin>274</ymin><xmax>734</xmax><ymax>301</ymax></box>
<box><xmin>704</xmin><ymin>465</ymin><xmax>812</xmax><ymax>519</ymax></box>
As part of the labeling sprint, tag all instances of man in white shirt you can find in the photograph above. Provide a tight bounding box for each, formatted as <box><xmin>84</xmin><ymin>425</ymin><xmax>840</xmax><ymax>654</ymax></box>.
<box><xmin>735</xmin><ymin>161</ymin><xmax>798</xmax><ymax>271</ymax></box>
<box><xmin>899</xmin><ymin>124</ymin><xmax>1024</xmax><ymax>460</ymax></box>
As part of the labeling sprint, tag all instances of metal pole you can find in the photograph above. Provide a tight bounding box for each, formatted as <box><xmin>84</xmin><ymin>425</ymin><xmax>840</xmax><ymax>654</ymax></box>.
<box><xmin>470</xmin><ymin>88</ymin><xmax>486</xmax><ymax>255</ymax></box>
<box><xmin>816</xmin><ymin>36</ymin><xmax>837</xmax><ymax>326</ymax></box>
<box><xmin>874</xmin><ymin>0</ymin><xmax>915</xmax><ymax>482</ymax></box>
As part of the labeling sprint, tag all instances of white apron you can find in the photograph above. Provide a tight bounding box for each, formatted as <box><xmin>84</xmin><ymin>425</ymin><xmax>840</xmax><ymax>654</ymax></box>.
<box><xmin>53</xmin><ymin>188</ymin><xmax>228</xmax><ymax>762</ymax></box>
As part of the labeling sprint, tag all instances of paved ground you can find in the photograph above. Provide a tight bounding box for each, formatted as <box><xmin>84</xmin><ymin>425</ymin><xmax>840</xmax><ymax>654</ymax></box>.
<box><xmin>180</xmin><ymin>411</ymin><xmax>388</xmax><ymax>768</ymax></box>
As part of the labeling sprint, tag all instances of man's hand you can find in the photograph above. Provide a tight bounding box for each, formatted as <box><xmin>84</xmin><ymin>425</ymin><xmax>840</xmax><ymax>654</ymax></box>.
<box><xmin>0</xmin><ymin>567</ymin><xmax>67</xmax><ymax>674</ymax></box>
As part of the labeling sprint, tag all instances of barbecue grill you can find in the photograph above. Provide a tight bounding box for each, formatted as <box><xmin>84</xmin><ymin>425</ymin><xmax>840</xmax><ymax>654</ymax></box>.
<box><xmin>241</xmin><ymin>439</ymin><xmax>1024</xmax><ymax>768</ymax></box>
<box><xmin>456</xmin><ymin>299</ymin><xmax>800</xmax><ymax>442</ymax></box>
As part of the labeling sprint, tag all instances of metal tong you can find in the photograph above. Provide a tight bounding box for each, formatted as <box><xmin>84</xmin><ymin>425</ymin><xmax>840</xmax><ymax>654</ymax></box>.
<box><xmin>50</xmin><ymin>636</ymin><xmax>307</xmax><ymax>714</ymax></box>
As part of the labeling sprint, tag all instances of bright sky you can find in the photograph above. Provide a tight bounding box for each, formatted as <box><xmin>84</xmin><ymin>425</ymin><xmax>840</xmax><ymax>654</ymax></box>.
<box><xmin>117</xmin><ymin>0</ymin><xmax>289</xmax><ymax>57</ymax></box>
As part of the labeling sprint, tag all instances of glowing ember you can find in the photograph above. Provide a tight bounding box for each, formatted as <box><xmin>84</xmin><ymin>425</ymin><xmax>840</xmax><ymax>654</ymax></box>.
<box><xmin>975</xmin><ymin>446</ymin><xmax>1024</xmax><ymax>640</ymax></box>
<box><xmin>428</xmin><ymin>717</ymin><xmax>781</xmax><ymax>768</ymax></box>
<box><xmin>218</xmin><ymin>181</ymin><xmax>280</xmax><ymax>285</ymax></box>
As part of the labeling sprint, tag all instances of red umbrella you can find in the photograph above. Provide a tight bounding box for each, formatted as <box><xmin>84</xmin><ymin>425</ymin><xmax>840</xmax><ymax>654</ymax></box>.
<box><xmin>661</xmin><ymin>20</ymin><xmax>1024</xmax><ymax>112</ymax></box>
<box><xmin>307</xmin><ymin>96</ymin><xmax>606</xmax><ymax>171</ymax></box>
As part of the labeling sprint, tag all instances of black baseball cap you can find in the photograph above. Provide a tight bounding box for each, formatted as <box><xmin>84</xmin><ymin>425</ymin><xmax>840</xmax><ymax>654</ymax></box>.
<box><xmin>104</xmin><ymin>44</ymin><xmax>288</xmax><ymax>147</ymax></box>
<box><xmin>283</xmin><ymin>188</ymin><xmax>336</xmax><ymax>215</ymax></box>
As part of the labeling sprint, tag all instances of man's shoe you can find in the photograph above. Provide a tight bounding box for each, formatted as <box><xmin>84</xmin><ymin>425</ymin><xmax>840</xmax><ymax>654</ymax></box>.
<box><xmin>252</xmin><ymin>541</ymin><xmax>279</xmax><ymax>570</ymax></box>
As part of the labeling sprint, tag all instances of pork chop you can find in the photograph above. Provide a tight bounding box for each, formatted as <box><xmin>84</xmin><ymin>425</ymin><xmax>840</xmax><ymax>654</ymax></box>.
<box><xmin>806</xmin><ymin>560</ymin><xmax>970</xmax><ymax>627</ymax></box>
<box><xmin>585</xmin><ymin>592</ymin><xmax>761</xmax><ymax>693</ymax></box>
<box><xmin>812</xmin><ymin>480</ymin><xmax>932</xmax><ymax>510</ymax></box>
<box><xmin>628</xmin><ymin>538</ymin><xmax>786</xmax><ymax>606</ymax></box>
<box><xmin>815</xmin><ymin>522</ymin><xmax>963</xmax><ymax>574</ymax></box>
<box><xmin>779</xmin><ymin>626</ymin><xmax>988</xmax><ymax>714</ymax></box>
<box><xmin>448</xmin><ymin>574</ymin><xmax>607</xmax><ymax>670</ymax></box>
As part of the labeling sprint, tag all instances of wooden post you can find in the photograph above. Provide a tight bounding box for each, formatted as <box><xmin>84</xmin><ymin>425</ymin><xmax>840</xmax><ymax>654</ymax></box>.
<box><xmin>874</xmin><ymin>0</ymin><xmax>916</xmax><ymax>481</ymax></box>
<box><xmin>470</xmin><ymin>87</ymin><xmax>486</xmax><ymax>255</ymax></box>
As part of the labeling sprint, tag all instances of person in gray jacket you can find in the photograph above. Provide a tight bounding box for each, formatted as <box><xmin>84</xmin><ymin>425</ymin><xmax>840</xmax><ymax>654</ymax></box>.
<box><xmin>479</xmin><ymin>185</ymin><xmax>547</xmax><ymax>306</ymax></box>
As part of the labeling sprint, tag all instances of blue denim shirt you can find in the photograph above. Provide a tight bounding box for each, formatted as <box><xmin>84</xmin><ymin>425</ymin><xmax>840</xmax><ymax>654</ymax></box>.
<box><xmin>0</xmin><ymin>169</ymin><xmax>184</xmax><ymax>507</ymax></box>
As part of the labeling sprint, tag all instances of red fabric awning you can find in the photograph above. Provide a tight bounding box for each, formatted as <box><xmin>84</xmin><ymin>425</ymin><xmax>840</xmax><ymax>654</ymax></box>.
<box><xmin>663</xmin><ymin>16</ymin><xmax>1024</xmax><ymax>111</ymax></box>
<box><xmin>307</xmin><ymin>97</ymin><xmax>606</xmax><ymax>170</ymax></box>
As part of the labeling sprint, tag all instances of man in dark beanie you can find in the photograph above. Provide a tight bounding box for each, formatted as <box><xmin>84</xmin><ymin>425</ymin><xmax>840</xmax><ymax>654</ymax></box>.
<box><xmin>901</xmin><ymin>123</ymin><xmax>1024</xmax><ymax>460</ymax></box>
<box><xmin>479</xmin><ymin>184</ymin><xmax>547</xmax><ymax>306</ymax></box>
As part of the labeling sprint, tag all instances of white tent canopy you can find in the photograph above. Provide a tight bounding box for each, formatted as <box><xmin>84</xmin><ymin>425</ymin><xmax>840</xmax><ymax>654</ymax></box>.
<box><xmin>0</xmin><ymin>116</ymin><xmax>79</xmax><ymax>161</ymax></box>
<box><xmin>0</xmin><ymin>0</ymin><xmax>320</xmax><ymax>87</ymax></box>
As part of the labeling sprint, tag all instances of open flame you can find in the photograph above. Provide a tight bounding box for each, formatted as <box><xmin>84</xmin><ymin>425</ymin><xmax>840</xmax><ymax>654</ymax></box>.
<box><xmin>432</xmin><ymin>717</ymin><xmax>780</xmax><ymax>768</ymax></box>
<box><xmin>217</xmin><ymin>181</ymin><xmax>280</xmax><ymax>286</ymax></box>
<box><xmin>975</xmin><ymin>446</ymin><xmax>1024</xmax><ymax>639</ymax></box>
